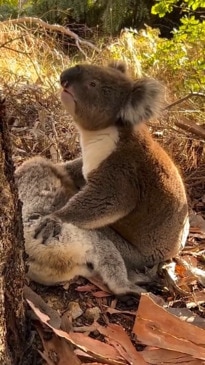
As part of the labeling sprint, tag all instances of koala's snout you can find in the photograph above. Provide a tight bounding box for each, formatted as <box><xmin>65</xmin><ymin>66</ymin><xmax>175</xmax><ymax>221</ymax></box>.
<box><xmin>60</xmin><ymin>65</ymin><xmax>82</xmax><ymax>87</ymax></box>
<box><xmin>60</xmin><ymin>67</ymin><xmax>78</xmax><ymax>115</ymax></box>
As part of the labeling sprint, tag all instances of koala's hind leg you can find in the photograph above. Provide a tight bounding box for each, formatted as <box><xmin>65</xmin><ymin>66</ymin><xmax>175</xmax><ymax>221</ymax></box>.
<box><xmin>94</xmin><ymin>240</ymin><xmax>146</xmax><ymax>296</ymax></box>
<box><xmin>128</xmin><ymin>269</ymin><xmax>155</xmax><ymax>285</ymax></box>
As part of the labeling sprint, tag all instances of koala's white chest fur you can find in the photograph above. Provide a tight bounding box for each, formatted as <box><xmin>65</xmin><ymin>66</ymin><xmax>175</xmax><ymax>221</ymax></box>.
<box><xmin>78</xmin><ymin>126</ymin><xmax>119</xmax><ymax>178</ymax></box>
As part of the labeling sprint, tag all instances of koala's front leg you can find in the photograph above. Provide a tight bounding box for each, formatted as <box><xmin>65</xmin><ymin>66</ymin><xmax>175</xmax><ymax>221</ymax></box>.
<box><xmin>59</xmin><ymin>157</ymin><xmax>85</xmax><ymax>189</ymax></box>
<box><xmin>56</xmin><ymin>178</ymin><xmax>136</xmax><ymax>228</ymax></box>
<box><xmin>34</xmin><ymin>178</ymin><xmax>136</xmax><ymax>242</ymax></box>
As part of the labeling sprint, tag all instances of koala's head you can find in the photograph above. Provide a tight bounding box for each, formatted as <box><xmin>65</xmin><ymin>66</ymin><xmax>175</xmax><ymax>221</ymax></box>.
<box><xmin>60</xmin><ymin>61</ymin><xmax>163</xmax><ymax>131</ymax></box>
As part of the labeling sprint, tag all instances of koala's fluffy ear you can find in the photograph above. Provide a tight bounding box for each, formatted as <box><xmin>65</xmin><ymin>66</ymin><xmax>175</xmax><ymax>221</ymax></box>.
<box><xmin>108</xmin><ymin>60</ymin><xmax>127</xmax><ymax>74</ymax></box>
<box><xmin>120</xmin><ymin>78</ymin><xmax>164</xmax><ymax>124</ymax></box>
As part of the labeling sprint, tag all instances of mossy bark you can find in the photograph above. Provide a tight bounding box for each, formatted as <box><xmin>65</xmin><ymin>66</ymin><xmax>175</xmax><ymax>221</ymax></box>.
<box><xmin>0</xmin><ymin>99</ymin><xmax>26</xmax><ymax>364</ymax></box>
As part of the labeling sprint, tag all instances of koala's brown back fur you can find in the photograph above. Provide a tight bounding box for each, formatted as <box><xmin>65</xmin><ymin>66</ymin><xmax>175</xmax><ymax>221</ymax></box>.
<box><xmin>35</xmin><ymin>61</ymin><xmax>189</xmax><ymax>270</ymax></box>
<box><xmin>103</xmin><ymin>124</ymin><xmax>188</xmax><ymax>267</ymax></box>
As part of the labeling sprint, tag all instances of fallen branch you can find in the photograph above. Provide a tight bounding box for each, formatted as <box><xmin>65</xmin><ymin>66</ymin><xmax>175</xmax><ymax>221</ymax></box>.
<box><xmin>165</xmin><ymin>91</ymin><xmax>205</xmax><ymax>110</ymax></box>
<box><xmin>164</xmin><ymin>92</ymin><xmax>205</xmax><ymax>139</ymax></box>
<box><xmin>0</xmin><ymin>17</ymin><xmax>100</xmax><ymax>58</ymax></box>
<box><xmin>174</xmin><ymin>119</ymin><xmax>205</xmax><ymax>139</ymax></box>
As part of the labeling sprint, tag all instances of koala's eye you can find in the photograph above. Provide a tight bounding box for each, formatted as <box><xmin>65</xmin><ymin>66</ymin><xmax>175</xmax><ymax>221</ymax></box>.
<box><xmin>89</xmin><ymin>81</ymin><xmax>96</xmax><ymax>87</ymax></box>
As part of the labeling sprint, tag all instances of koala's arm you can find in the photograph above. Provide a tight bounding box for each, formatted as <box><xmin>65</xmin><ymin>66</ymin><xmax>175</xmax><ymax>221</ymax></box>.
<box><xmin>47</xmin><ymin>175</ymin><xmax>136</xmax><ymax>229</ymax></box>
<box><xmin>34</xmin><ymin>167</ymin><xmax>138</xmax><ymax>241</ymax></box>
<box><xmin>58</xmin><ymin>157</ymin><xmax>85</xmax><ymax>190</ymax></box>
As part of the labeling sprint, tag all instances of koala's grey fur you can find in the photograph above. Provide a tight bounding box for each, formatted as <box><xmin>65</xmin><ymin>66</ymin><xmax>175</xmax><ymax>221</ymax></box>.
<box><xmin>35</xmin><ymin>61</ymin><xmax>189</xmax><ymax>269</ymax></box>
<box><xmin>16</xmin><ymin>156</ymin><xmax>148</xmax><ymax>296</ymax></box>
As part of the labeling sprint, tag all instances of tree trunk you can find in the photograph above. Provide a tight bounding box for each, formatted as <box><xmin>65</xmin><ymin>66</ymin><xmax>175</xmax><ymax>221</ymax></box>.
<box><xmin>0</xmin><ymin>99</ymin><xmax>26</xmax><ymax>364</ymax></box>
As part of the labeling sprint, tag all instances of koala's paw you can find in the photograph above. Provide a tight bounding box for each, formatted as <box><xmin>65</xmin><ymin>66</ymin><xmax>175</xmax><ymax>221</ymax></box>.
<box><xmin>34</xmin><ymin>215</ymin><xmax>62</xmax><ymax>244</ymax></box>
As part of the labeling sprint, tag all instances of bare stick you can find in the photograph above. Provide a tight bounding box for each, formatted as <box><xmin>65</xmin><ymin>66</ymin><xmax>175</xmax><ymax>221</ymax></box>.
<box><xmin>0</xmin><ymin>36</ymin><xmax>27</xmax><ymax>49</ymax></box>
<box><xmin>0</xmin><ymin>45</ymin><xmax>30</xmax><ymax>55</ymax></box>
<box><xmin>0</xmin><ymin>17</ymin><xmax>100</xmax><ymax>56</ymax></box>
<box><xmin>165</xmin><ymin>91</ymin><xmax>205</xmax><ymax>110</ymax></box>
<box><xmin>164</xmin><ymin>92</ymin><xmax>205</xmax><ymax>139</ymax></box>
<box><xmin>174</xmin><ymin>119</ymin><xmax>205</xmax><ymax>139</ymax></box>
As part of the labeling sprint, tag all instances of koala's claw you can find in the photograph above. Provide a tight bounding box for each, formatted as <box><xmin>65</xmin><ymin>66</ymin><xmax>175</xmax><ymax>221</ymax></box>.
<box><xmin>34</xmin><ymin>216</ymin><xmax>62</xmax><ymax>244</ymax></box>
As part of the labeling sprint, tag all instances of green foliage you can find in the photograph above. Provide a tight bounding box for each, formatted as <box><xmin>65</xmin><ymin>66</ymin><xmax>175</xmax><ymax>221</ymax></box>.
<box><xmin>149</xmin><ymin>0</ymin><xmax>205</xmax><ymax>91</ymax></box>
<box><xmin>1</xmin><ymin>0</ymin><xmax>204</xmax><ymax>94</ymax></box>
<box><xmin>151</xmin><ymin>0</ymin><xmax>205</xmax><ymax>17</ymax></box>
<box><xmin>101</xmin><ymin>0</ymin><xmax>150</xmax><ymax>34</ymax></box>
<box><xmin>0</xmin><ymin>0</ymin><xmax>152</xmax><ymax>35</ymax></box>
<box><xmin>0</xmin><ymin>0</ymin><xmax>92</xmax><ymax>22</ymax></box>
<box><xmin>105</xmin><ymin>26</ymin><xmax>205</xmax><ymax>92</ymax></box>
<box><xmin>0</xmin><ymin>0</ymin><xmax>33</xmax><ymax>19</ymax></box>
<box><xmin>0</xmin><ymin>0</ymin><xmax>21</xmax><ymax>19</ymax></box>
<box><xmin>152</xmin><ymin>0</ymin><xmax>205</xmax><ymax>17</ymax></box>
<box><xmin>102</xmin><ymin>0</ymin><xmax>128</xmax><ymax>33</ymax></box>
<box><xmin>151</xmin><ymin>0</ymin><xmax>177</xmax><ymax>17</ymax></box>
<box><xmin>30</xmin><ymin>0</ymin><xmax>91</xmax><ymax>23</ymax></box>
<box><xmin>31</xmin><ymin>0</ymin><xmax>151</xmax><ymax>33</ymax></box>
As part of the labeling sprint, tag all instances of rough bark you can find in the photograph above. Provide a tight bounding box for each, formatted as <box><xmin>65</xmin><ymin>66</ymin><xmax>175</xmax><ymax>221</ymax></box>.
<box><xmin>0</xmin><ymin>99</ymin><xmax>26</xmax><ymax>364</ymax></box>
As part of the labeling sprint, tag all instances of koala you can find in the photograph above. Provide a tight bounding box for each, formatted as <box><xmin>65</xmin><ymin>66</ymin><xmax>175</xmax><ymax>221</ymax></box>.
<box><xmin>35</xmin><ymin>61</ymin><xmax>189</xmax><ymax>269</ymax></box>
<box><xmin>16</xmin><ymin>156</ymin><xmax>149</xmax><ymax>296</ymax></box>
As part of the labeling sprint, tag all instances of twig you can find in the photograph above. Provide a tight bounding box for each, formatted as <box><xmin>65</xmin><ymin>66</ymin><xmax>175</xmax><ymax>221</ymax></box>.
<box><xmin>50</xmin><ymin>118</ymin><xmax>63</xmax><ymax>162</ymax></box>
<box><xmin>0</xmin><ymin>36</ymin><xmax>27</xmax><ymax>49</ymax></box>
<box><xmin>165</xmin><ymin>91</ymin><xmax>205</xmax><ymax>110</ymax></box>
<box><xmin>0</xmin><ymin>45</ymin><xmax>31</xmax><ymax>55</ymax></box>
<box><xmin>0</xmin><ymin>17</ymin><xmax>100</xmax><ymax>57</ymax></box>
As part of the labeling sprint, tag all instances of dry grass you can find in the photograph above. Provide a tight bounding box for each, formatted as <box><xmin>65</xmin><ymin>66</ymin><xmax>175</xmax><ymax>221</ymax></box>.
<box><xmin>0</xmin><ymin>21</ymin><xmax>204</xmax><ymax>193</ymax></box>
<box><xmin>0</xmin><ymin>22</ymin><xmax>82</xmax><ymax>165</ymax></box>
<box><xmin>0</xmin><ymin>22</ymin><xmax>69</xmax><ymax>84</ymax></box>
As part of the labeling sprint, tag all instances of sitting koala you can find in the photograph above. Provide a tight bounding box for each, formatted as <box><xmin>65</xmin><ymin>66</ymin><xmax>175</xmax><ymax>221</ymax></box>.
<box><xmin>16</xmin><ymin>156</ymin><xmax>149</xmax><ymax>296</ymax></box>
<box><xmin>35</xmin><ymin>61</ymin><xmax>189</xmax><ymax>270</ymax></box>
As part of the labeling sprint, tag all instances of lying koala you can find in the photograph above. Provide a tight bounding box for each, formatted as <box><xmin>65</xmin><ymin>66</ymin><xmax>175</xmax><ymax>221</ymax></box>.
<box><xmin>16</xmin><ymin>156</ymin><xmax>149</xmax><ymax>296</ymax></box>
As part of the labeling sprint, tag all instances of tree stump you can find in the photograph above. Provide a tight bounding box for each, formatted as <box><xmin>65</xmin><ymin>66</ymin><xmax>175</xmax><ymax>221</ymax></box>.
<box><xmin>0</xmin><ymin>99</ymin><xmax>26</xmax><ymax>364</ymax></box>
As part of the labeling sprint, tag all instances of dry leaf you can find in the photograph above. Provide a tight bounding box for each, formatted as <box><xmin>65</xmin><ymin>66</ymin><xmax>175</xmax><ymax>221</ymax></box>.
<box><xmin>27</xmin><ymin>299</ymin><xmax>126</xmax><ymax>365</ymax></box>
<box><xmin>37</xmin><ymin>324</ymin><xmax>82</xmax><ymax>365</ymax></box>
<box><xmin>75</xmin><ymin>284</ymin><xmax>98</xmax><ymax>292</ymax></box>
<box><xmin>175</xmin><ymin>264</ymin><xmax>187</xmax><ymax>277</ymax></box>
<box><xmin>38</xmin><ymin>349</ymin><xmax>55</xmax><ymax>365</ymax></box>
<box><xmin>96</xmin><ymin>323</ymin><xmax>147</xmax><ymax>365</ymax></box>
<box><xmin>105</xmin><ymin>307</ymin><xmax>136</xmax><ymax>316</ymax></box>
<box><xmin>24</xmin><ymin>285</ymin><xmax>61</xmax><ymax>328</ymax></box>
<box><xmin>93</xmin><ymin>291</ymin><xmax>112</xmax><ymax>298</ymax></box>
<box><xmin>133</xmin><ymin>293</ymin><xmax>205</xmax><ymax>360</ymax></box>
<box><xmin>47</xmin><ymin>336</ymin><xmax>82</xmax><ymax>365</ymax></box>
<box><xmin>75</xmin><ymin>276</ymin><xmax>111</xmax><ymax>295</ymax></box>
<box><xmin>141</xmin><ymin>347</ymin><xmax>204</xmax><ymax>364</ymax></box>
<box><xmin>88</xmin><ymin>277</ymin><xmax>112</xmax><ymax>293</ymax></box>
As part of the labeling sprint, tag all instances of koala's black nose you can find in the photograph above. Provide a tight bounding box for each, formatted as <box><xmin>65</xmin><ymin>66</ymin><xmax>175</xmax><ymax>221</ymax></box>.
<box><xmin>60</xmin><ymin>65</ymin><xmax>82</xmax><ymax>86</ymax></box>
